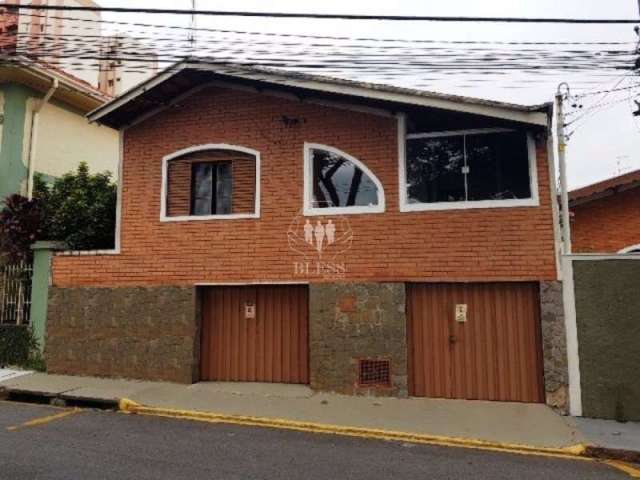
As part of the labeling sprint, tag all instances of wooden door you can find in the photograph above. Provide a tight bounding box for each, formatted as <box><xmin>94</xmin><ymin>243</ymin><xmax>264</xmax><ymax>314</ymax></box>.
<box><xmin>200</xmin><ymin>285</ymin><xmax>309</xmax><ymax>384</ymax></box>
<box><xmin>407</xmin><ymin>282</ymin><xmax>544</xmax><ymax>403</ymax></box>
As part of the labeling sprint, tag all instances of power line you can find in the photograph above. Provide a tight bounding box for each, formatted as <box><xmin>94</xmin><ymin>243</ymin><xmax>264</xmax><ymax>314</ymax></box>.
<box><xmin>7</xmin><ymin>31</ymin><xmax>634</xmax><ymax>60</ymax></box>
<box><xmin>3</xmin><ymin>4</ymin><xmax>640</xmax><ymax>24</ymax></box>
<box><xmin>572</xmin><ymin>80</ymin><xmax>640</xmax><ymax>98</ymax></box>
<box><xmin>13</xmin><ymin>11</ymin><xmax>637</xmax><ymax>47</ymax></box>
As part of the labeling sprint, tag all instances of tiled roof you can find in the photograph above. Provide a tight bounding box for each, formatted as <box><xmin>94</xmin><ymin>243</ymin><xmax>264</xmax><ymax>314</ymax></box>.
<box><xmin>570</xmin><ymin>168</ymin><xmax>640</xmax><ymax>204</ymax></box>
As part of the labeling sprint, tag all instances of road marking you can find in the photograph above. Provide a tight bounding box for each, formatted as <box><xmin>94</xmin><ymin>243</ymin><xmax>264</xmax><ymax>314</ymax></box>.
<box><xmin>7</xmin><ymin>408</ymin><xmax>81</xmax><ymax>432</ymax></box>
<box><xmin>0</xmin><ymin>400</ymin><xmax>67</xmax><ymax>411</ymax></box>
<box><xmin>604</xmin><ymin>460</ymin><xmax>640</xmax><ymax>478</ymax></box>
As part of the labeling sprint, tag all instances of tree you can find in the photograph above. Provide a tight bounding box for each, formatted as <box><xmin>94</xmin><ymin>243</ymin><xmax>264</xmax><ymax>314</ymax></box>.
<box><xmin>42</xmin><ymin>162</ymin><xmax>117</xmax><ymax>251</ymax></box>
<box><xmin>0</xmin><ymin>194</ymin><xmax>47</xmax><ymax>263</ymax></box>
<box><xmin>0</xmin><ymin>162</ymin><xmax>117</xmax><ymax>262</ymax></box>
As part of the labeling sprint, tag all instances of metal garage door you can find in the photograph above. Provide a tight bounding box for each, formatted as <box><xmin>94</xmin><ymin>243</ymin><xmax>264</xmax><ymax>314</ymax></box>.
<box><xmin>407</xmin><ymin>282</ymin><xmax>544</xmax><ymax>403</ymax></box>
<box><xmin>200</xmin><ymin>285</ymin><xmax>309</xmax><ymax>384</ymax></box>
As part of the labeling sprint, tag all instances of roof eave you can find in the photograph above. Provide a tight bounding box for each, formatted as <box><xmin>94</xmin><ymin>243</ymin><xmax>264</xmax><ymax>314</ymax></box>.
<box><xmin>87</xmin><ymin>60</ymin><xmax>550</xmax><ymax>128</ymax></box>
<box><xmin>1</xmin><ymin>60</ymin><xmax>111</xmax><ymax>111</ymax></box>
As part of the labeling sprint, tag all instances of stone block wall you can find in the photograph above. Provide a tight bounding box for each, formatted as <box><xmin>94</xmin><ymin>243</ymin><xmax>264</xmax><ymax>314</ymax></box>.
<box><xmin>309</xmin><ymin>283</ymin><xmax>408</xmax><ymax>397</ymax></box>
<box><xmin>46</xmin><ymin>286</ymin><xmax>198</xmax><ymax>383</ymax></box>
<box><xmin>539</xmin><ymin>281</ymin><xmax>569</xmax><ymax>413</ymax></box>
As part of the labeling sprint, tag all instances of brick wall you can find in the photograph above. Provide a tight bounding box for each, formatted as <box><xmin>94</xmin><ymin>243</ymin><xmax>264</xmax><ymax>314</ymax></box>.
<box><xmin>52</xmin><ymin>86</ymin><xmax>557</xmax><ymax>287</ymax></box>
<box><xmin>167</xmin><ymin>150</ymin><xmax>256</xmax><ymax>216</ymax></box>
<box><xmin>571</xmin><ymin>187</ymin><xmax>640</xmax><ymax>253</ymax></box>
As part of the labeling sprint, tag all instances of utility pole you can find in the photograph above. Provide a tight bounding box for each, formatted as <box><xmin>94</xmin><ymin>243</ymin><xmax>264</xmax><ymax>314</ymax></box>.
<box><xmin>556</xmin><ymin>83</ymin><xmax>572</xmax><ymax>255</ymax></box>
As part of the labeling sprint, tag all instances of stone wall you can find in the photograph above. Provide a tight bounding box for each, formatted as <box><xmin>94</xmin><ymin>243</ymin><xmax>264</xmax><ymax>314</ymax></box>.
<box><xmin>573</xmin><ymin>259</ymin><xmax>640</xmax><ymax>421</ymax></box>
<box><xmin>539</xmin><ymin>281</ymin><xmax>569</xmax><ymax>413</ymax></box>
<box><xmin>309</xmin><ymin>283</ymin><xmax>408</xmax><ymax>397</ymax></box>
<box><xmin>46</xmin><ymin>287</ymin><xmax>198</xmax><ymax>384</ymax></box>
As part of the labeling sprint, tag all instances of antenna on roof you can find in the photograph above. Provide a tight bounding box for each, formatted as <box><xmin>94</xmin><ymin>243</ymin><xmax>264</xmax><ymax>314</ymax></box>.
<box><xmin>188</xmin><ymin>0</ymin><xmax>196</xmax><ymax>50</ymax></box>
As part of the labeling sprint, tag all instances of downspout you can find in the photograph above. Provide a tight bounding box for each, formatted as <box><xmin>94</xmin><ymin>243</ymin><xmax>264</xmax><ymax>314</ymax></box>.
<box><xmin>26</xmin><ymin>77</ymin><xmax>58</xmax><ymax>199</ymax></box>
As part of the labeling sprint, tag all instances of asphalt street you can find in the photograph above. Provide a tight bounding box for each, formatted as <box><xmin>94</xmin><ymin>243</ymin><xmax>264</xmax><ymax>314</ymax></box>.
<box><xmin>0</xmin><ymin>401</ymin><xmax>631</xmax><ymax>480</ymax></box>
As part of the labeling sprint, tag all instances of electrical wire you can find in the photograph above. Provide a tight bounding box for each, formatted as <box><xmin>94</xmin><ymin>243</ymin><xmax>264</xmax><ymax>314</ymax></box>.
<box><xmin>2</xmin><ymin>31</ymin><xmax>634</xmax><ymax>73</ymax></box>
<box><xmin>11</xmin><ymin>11</ymin><xmax>637</xmax><ymax>47</ymax></box>
<box><xmin>3</xmin><ymin>4</ymin><xmax>640</xmax><ymax>24</ymax></box>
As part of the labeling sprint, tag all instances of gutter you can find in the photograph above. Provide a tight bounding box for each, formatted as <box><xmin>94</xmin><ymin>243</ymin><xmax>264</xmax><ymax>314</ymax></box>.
<box><xmin>26</xmin><ymin>77</ymin><xmax>58</xmax><ymax>199</ymax></box>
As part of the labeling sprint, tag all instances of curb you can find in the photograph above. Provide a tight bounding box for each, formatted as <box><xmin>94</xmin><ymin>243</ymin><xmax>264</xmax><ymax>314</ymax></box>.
<box><xmin>119</xmin><ymin>399</ymin><xmax>640</xmax><ymax>477</ymax></box>
<box><xmin>118</xmin><ymin>398</ymin><xmax>587</xmax><ymax>460</ymax></box>
<box><xmin>586</xmin><ymin>445</ymin><xmax>640</xmax><ymax>466</ymax></box>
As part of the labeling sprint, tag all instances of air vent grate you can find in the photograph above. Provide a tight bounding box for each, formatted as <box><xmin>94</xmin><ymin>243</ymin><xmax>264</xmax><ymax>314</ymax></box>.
<box><xmin>358</xmin><ymin>359</ymin><xmax>391</xmax><ymax>387</ymax></box>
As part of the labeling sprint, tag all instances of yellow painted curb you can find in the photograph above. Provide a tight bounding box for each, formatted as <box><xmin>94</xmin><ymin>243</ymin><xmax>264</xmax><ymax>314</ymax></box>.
<box><xmin>118</xmin><ymin>398</ymin><xmax>587</xmax><ymax>461</ymax></box>
<box><xmin>604</xmin><ymin>460</ymin><xmax>640</xmax><ymax>479</ymax></box>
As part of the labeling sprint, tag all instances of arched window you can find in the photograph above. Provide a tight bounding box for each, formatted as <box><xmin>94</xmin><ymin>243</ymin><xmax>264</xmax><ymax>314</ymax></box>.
<box><xmin>161</xmin><ymin>144</ymin><xmax>260</xmax><ymax>221</ymax></box>
<box><xmin>619</xmin><ymin>244</ymin><xmax>640</xmax><ymax>254</ymax></box>
<box><xmin>304</xmin><ymin>143</ymin><xmax>385</xmax><ymax>215</ymax></box>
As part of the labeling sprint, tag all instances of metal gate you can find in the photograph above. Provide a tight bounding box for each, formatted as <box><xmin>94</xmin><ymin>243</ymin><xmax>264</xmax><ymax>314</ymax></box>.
<box><xmin>200</xmin><ymin>285</ymin><xmax>309</xmax><ymax>384</ymax></box>
<box><xmin>0</xmin><ymin>262</ymin><xmax>33</xmax><ymax>325</ymax></box>
<box><xmin>407</xmin><ymin>282</ymin><xmax>544</xmax><ymax>403</ymax></box>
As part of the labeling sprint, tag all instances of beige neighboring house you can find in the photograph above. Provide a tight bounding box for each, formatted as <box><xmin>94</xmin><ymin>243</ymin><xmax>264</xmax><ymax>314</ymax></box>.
<box><xmin>0</xmin><ymin>57</ymin><xmax>118</xmax><ymax>201</ymax></box>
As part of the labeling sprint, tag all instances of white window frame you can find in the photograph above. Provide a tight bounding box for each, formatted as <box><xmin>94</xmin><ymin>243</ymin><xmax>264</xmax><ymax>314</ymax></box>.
<box><xmin>397</xmin><ymin>115</ymin><xmax>540</xmax><ymax>212</ymax></box>
<box><xmin>619</xmin><ymin>244</ymin><xmax>640</xmax><ymax>254</ymax></box>
<box><xmin>160</xmin><ymin>143</ymin><xmax>260</xmax><ymax>222</ymax></box>
<box><xmin>303</xmin><ymin>142</ymin><xmax>385</xmax><ymax>216</ymax></box>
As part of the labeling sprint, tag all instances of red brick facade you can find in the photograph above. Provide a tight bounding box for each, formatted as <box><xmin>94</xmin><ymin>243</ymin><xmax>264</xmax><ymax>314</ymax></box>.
<box><xmin>571</xmin><ymin>186</ymin><xmax>640</xmax><ymax>253</ymax></box>
<box><xmin>52</xmin><ymin>86</ymin><xmax>558</xmax><ymax>287</ymax></box>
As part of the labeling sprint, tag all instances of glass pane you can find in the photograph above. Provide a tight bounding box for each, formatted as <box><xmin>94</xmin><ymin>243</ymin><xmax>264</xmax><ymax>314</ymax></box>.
<box><xmin>466</xmin><ymin>132</ymin><xmax>531</xmax><ymax>201</ymax></box>
<box><xmin>215</xmin><ymin>162</ymin><xmax>233</xmax><ymax>214</ymax></box>
<box><xmin>311</xmin><ymin>149</ymin><xmax>379</xmax><ymax>208</ymax></box>
<box><xmin>191</xmin><ymin>163</ymin><xmax>213</xmax><ymax>215</ymax></box>
<box><xmin>406</xmin><ymin>136</ymin><xmax>465</xmax><ymax>203</ymax></box>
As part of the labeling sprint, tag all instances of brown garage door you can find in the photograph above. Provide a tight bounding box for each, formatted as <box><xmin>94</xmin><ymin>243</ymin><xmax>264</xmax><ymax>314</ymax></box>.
<box><xmin>200</xmin><ymin>285</ymin><xmax>309</xmax><ymax>384</ymax></box>
<box><xmin>407</xmin><ymin>283</ymin><xmax>544</xmax><ymax>403</ymax></box>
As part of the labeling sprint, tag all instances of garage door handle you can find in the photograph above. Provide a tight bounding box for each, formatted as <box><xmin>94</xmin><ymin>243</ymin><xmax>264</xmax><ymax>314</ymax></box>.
<box><xmin>449</xmin><ymin>335</ymin><xmax>457</xmax><ymax>344</ymax></box>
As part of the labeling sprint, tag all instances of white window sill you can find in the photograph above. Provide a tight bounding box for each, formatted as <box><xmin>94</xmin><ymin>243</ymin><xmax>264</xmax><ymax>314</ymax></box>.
<box><xmin>56</xmin><ymin>249</ymin><xmax>121</xmax><ymax>256</ymax></box>
<box><xmin>400</xmin><ymin>198</ymin><xmax>539</xmax><ymax>212</ymax></box>
<box><xmin>160</xmin><ymin>213</ymin><xmax>260</xmax><ymax>222</ymax></box>
<box><xmin>303</xmin><ymin>206</ymin><xmax>384</xmax><ymax>216</ymax></box>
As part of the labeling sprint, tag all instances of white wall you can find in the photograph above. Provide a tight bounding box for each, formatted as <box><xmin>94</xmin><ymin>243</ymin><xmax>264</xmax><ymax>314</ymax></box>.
<box><xmin>28</xmin><ymin>98</ymin><xmax>118</xmax><ymax>180</ymax></box>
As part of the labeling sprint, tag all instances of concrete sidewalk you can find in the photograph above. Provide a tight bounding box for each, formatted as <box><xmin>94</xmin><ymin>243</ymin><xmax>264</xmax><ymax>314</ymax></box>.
<box><xmin>0</xmin><ymin>372</ymin><xmax>587</xmax><ymax>451</ymax></box>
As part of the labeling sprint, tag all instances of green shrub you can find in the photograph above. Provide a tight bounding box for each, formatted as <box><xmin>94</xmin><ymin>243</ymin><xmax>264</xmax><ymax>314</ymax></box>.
<box><xmin>0</xmin><ymin>325</ymin><xmax>44</xmax><ymax>370</ymax></box>
<box><xmin>0</xmin><ymin>163</ymin><xmax>117</xmax><ymax>261</ymax></box>
<box><xmin>40</xmin><ymin>162</ymin><xmax>117</xmax><ymax>251</ymax></box>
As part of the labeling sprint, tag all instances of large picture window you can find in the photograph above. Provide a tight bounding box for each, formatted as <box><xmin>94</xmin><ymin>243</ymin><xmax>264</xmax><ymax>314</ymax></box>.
<box><xmin>402</xmin><ymin>128</ymin><xmax>538</xmax><ymax>211</ymax></box>
<box><xmin>304</xmin><ymin>143</ymin><xmax>385</xmax><ymax>215</ymax></box>
<box><xmin>161</xmin><ymin>144</ymin><xmax>260</xmax><ymax>221</ymax></box>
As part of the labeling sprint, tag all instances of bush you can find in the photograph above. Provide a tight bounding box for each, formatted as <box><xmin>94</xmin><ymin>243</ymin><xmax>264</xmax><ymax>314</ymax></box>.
<box><xmin>39</xmin><ymin>162</ymin><xmax>117</xmax><ymax>251</ymax></box>
<box><xmin>0</xmin><ymin>163</ymin><xmax>117</xmax><ymax>260</ymax></box>
<box><xmin>0</xmin><ymin>325</ymin><xmax>44</xmax><ymax>370</ymax></box>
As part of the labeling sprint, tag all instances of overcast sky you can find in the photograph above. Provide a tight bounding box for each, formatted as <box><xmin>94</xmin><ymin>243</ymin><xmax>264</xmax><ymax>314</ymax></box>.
<box><xmin>99</xmin><ymin>0</ymin><xmax>640</xmax><ymax>189</ymax></box>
